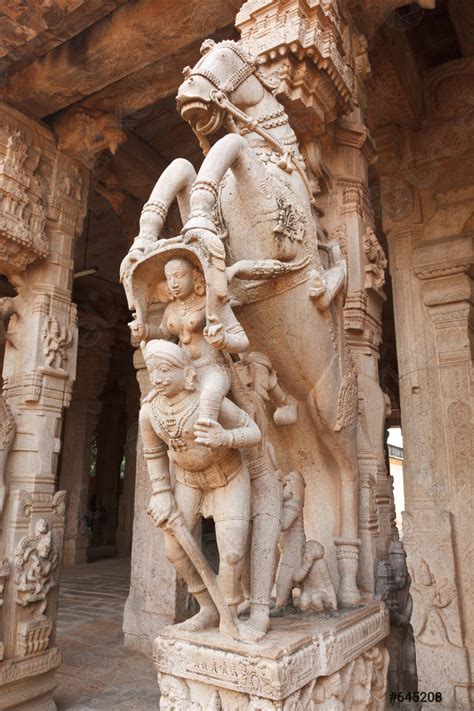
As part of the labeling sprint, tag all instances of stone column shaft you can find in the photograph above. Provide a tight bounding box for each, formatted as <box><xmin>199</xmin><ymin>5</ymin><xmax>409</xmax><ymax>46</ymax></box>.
<box><xmin>116</xmin><ymin>374</ymin><xmax>140</xmax><ymax>557</ymax></box>
<box><xmin>377</xmin><ymin>108</ymin><xmax>473</xmax><ymax>706</ymax></box>
<box><xmin>0</xmin><ymin>101</ymin><xmax>89</xmax><ymax>709</ymax></box>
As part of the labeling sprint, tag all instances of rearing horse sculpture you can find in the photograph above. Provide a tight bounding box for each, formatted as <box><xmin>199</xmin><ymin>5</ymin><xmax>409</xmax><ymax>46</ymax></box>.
<box><xmin>122</xmin><ymin>39</ymin><xmax>361</xmax><ymax>612</ymax></box>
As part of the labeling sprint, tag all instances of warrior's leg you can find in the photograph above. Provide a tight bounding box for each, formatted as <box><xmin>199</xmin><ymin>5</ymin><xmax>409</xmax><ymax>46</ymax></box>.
<box><xmin>240</xmin><ymin>455</ymin><xmax>282</xmax><ymax>642</ymax></box>
<box><xmin>164</xmin><ymin>481</ymin><xmax>219</xmax><ymax>631</ymax></box>
<box><xmin>213</xmin><ymin>466</ymin><xmax>250</xmax><ymax>631</ymax></box>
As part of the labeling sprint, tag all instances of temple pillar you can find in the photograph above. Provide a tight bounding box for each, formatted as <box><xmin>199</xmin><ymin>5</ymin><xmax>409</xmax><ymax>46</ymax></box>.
<box><xmin>58</xmin><ymin>326</ymin><xmax>114</xmax><ymax>566</ymax></box>
<box><xmin>0</xmin><ymin>102</ymin><xmax>88</xmax><ymax>709</ymax></box>
<box><xmin>317</xmin><ymin>109</ymin><xmax>397</xmax><ymax>595</ymax></box>
<box><xmin>116</xmin><ymin>373</ymin><xmax>140</xmax><ymax>557</ymax></box>
<box><xmin>90</xmin><ymin>389</ymin><xmax>126</xmax><ymax>551</ymax></box>
<box><xmin>386</xmin><ymin>226</ymin><xmax>472</xmax><ymax>708</ymax></box>
<box><xmin>376</xmin><ymin>62</ymin><xmax>473</xmax><ymax>705</ymax></box>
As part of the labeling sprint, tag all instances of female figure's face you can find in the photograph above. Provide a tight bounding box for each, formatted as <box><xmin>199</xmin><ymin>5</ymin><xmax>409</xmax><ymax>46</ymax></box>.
<box><xmin>165</xmin><ymin>258</ymin><xmax>195</xmax><ymax>300</ymax></box>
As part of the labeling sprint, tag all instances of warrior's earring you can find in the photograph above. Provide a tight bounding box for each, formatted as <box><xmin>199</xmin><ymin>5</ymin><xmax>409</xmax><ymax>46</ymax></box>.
<box><xmin>184</xmin><ymin>366</ymin><xmax>197</xmax><ymax>392</ymax></box>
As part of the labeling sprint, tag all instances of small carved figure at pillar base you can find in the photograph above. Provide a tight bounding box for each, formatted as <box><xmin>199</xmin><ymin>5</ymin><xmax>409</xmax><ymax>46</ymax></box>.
<box><xmin>293</xmin><ymin>540</ymin><xmax>338</xmax><ymax>614</ymax></box>
<box><xmin>375</xmin><ymin>540</ymin><xmax>419</xmax><ymax>704</ymax></box>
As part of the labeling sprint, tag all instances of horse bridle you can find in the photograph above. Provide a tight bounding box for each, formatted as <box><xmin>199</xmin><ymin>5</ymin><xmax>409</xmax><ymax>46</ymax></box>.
<box><xmin>187</xmin><ymin>41</ymin><xmax>259</xmax><ymax>96</ymax></box>
<box><xmin>184</xmin><ymin>41</ymin><xmax>315</xmax><ymax>205</ymax></box>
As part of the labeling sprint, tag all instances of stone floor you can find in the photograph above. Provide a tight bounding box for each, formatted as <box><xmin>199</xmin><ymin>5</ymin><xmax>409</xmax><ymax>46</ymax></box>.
<box><xmin>55</xmin><ymin>558</ymin><xmax>158</xmax><ymax>710</ymax></box>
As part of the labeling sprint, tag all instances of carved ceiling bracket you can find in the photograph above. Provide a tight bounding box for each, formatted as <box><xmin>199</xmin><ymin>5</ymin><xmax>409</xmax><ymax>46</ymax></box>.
<box><xmin>53</xmin><ymin>108</ymin><xmax>127</xmax><ymax>169</ymax></box>
<box><xmin>236</xmin><ymin>0</ymin><xmax>359</xmax><ymax>138</ymax></box>
<box><xmin>0</xmin><ymin>125</ymin><xmax>48</xmax><ymax>276</ymax></box>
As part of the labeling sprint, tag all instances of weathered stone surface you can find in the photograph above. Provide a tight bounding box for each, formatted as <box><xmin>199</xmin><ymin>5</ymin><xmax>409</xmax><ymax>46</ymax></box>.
<box><xmin>0</xmin><ymin>1</ymin><xmax>128</xmax><ymax>73</ymax></box>
<box><xmin>0</xmin><ymin>0</ymin><xmax>472</xmax><ymax>708</ymax></box>
<box><xmin>375</xmin><ymin>54</ymin><xmax>474</xmax><ymax>708</ymax></box>
<box><xmin>0</xmin><ymin>101</ymin><xmax>89</xmax><ymax>710</ymax></box>
<box><xmin>154</xmin><ymin>602</ymin><xmax>389</xmax><ymax>708</ymax></box>
<box><xmin>3</xmin><ymin>0</ymin><xmax>241</xmax><ymax>117</ymax></box>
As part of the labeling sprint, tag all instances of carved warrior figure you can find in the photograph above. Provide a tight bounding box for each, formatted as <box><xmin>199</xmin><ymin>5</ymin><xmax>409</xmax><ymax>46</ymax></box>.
<box><xmin>275</xmin><ymin>470</ymin><xmax>306</xmax><ymax>609</ymax></box>
<box><xmin>410</xmin><ymin>558</ymin><xmax>460</xmax><ymax>648</ymax></box>
<box><xmin>232</xmin><ymin>351</ymin><xmax>296</xmax><ymax>641</ymax></box>
<box><xmin>375</xmin><ymin>540</ymin><xmax>418</xmax><ymax>696</ymax></box>
<box><xmin>14</xmin><ymin>519</ymin><xmax>58</xmax><ymax>617</ymax></box>
<box><xmin>41</xmin><ymin>315</ymin><xmax>73</xmax><ymax>369</ymax></box>
<box><xmin>122</xmin><ymin>37</ymin><xmax>361</xmax><ymax>606</ymax></box>
<box><xmin>275</xmin><ymin>471</ymin><xmax>337</xmax><ymax>614</ymax></box>
<box><xmin>139</xmin><ymin>339</ymin><xmax>261</xmax><ymax>641</ymax></box>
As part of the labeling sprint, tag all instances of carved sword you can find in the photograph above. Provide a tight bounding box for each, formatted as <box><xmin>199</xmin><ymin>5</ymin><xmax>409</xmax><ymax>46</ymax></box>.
<box><xmin>165</xmin><ymin>512</ymin><xmax>240</xmax><ymax>641</ymax></box>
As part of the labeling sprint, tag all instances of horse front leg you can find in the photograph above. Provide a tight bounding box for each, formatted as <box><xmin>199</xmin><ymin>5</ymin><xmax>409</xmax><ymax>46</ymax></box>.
<box><xmin>307</xmin><ymin>367</ymin><xmax>361</xmax><ymax>607</ymax></box>
<box><xmin>331</xmin><ymin>428</ymin><xmax>362</xmax><ymax>607</ymax></box>
<box><xmin>129</xmin><ymin>158</ymin><xmax>197</xmax><ymax>258</ymax></box>
<box><xmin>182</xmin><ymin>134</ymin><xmax>262</xmax><ymax>237</ymax></box>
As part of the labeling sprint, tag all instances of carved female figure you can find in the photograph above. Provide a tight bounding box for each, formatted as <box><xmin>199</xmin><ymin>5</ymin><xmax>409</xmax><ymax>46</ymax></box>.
<box><xmin>130</xmin><ymin>256</ymin><xmax>248</xmax><ymax>420</ymax></box>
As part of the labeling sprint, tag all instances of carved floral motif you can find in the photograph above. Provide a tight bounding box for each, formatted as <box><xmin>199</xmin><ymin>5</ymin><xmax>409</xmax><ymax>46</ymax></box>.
<box><xmin>273</xmin><ymin>196</ymin><xmax>305</xmax><ymax>244</ymax></box>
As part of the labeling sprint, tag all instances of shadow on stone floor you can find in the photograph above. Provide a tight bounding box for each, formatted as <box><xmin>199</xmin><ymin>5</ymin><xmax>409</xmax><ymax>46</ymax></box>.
<box><xmin>55</xmin><ymin>558</ymin><xmax>158</xmax><ymax>710</ymax></box>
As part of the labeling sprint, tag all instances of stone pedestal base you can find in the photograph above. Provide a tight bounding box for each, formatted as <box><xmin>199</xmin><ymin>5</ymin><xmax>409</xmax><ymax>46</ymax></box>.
<box><xmin>154</xmin><ymin>601</ymin><xmax>389</xmax><ymax>709</ymax></box>
<box><xmin>0</xmin><ymin>647</ymin><xmax>60</xmax><ymax>710</ymax></box>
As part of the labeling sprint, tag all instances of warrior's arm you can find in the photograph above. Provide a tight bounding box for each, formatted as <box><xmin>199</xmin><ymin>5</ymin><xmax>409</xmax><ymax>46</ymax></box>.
<box><xmin>139</xmin><ymin>403</ymin><xmax>171</xmax><ymax>494</ymax></box>
<box><xmin>219</xmin><ymin>399</ymin><xmax>261</xmax><ymax>448</ymax></box>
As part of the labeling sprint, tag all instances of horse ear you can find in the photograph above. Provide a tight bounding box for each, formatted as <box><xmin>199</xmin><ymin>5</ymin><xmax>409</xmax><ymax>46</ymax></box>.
<box><xmin>200</xmin><ymin>39</ymin><xmax>216</xmax><ymax>56</ymax></box>
<box><xmin>182</xmin><ymin>66</ymin><xmax>192</xmax><ymax>78</ymax></box>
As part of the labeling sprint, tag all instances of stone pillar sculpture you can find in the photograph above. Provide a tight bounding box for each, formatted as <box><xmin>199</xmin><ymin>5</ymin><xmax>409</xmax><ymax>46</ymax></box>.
<box><xmin>0</xmin><ymin>102</ymin><xmax>88</xmax><ymax>710</ymax></box>
<box><xmin>119</xmin><ymin>1</ymin><xmax>393</xmax><ymax>706</ymax></box>
<box><xmin>58</xmin><ymin>325</ymin><xmax>114</xmax><ymax>566</ymax></box>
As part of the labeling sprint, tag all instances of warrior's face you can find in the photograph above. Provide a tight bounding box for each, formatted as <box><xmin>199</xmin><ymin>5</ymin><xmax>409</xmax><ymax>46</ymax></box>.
<box><xmin>149</xmin><ymin>357</ymin><xmax>186</xmax><ymax>398</ymax></box>
<box><xmin>37</xmin><ymin>539</ymin><xmax>51</xmax><ymax>559</ymax></box>
<box><xmin>165</xmin><ymin>258</ymin><xmax>195</xmax><ymax>301</ymax></box>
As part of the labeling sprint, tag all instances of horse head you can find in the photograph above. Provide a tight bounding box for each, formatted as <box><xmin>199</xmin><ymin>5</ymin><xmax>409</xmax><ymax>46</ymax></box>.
<box><xmin>176</xmin><ymin>39</ymin><xmax>275</xmax><ymax>153</ymax></box>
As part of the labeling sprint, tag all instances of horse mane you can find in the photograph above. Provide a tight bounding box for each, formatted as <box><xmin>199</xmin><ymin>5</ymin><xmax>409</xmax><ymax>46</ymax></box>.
<box><xmin>200</xmin><ymin>38</ymin><xmax>279</xmax><ymax>95</ymax></box>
